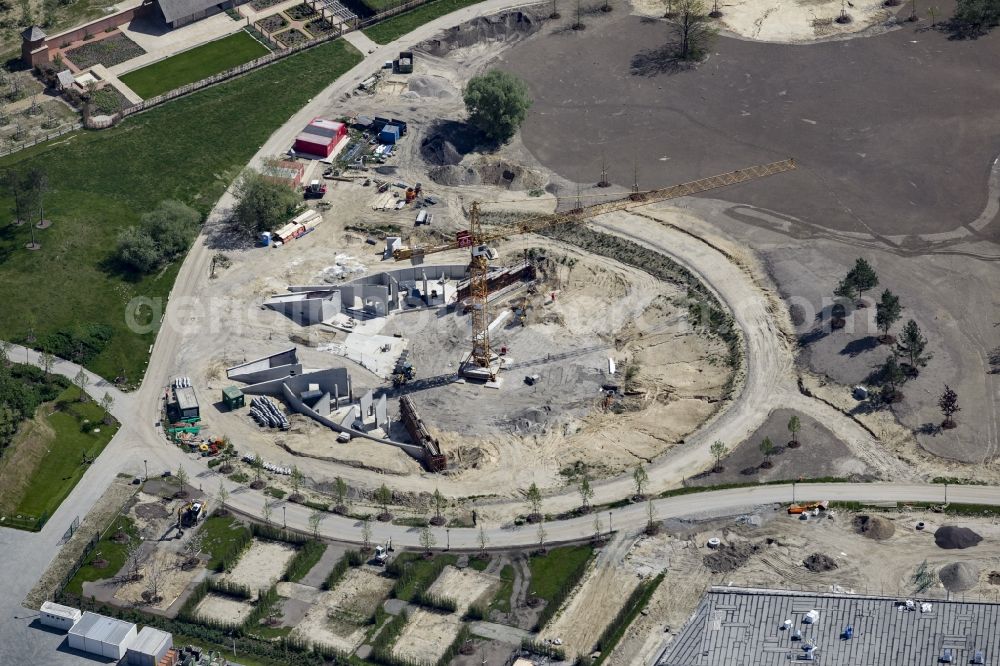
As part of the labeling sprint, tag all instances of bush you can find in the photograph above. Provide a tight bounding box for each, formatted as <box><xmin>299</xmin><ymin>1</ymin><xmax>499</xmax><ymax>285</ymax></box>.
<box><xmin>231</xmin><ymin>169</ymin><xmax>299</xmax><ymax>235</ymax></box>
<box><xmin>32</xmin><ymin>324</ymin><xmax>113</xmax><ymax>366</ymax></box>
<box><xmin>0</xmin><ymin>363</ymin><xmax>69</xmax><ymax>451</ymax></box>
<box><xmin>463</xmin><ymin>70</ymin><xmax>532</xmax><ymax>143</ymax></box>
<box><xmin>250</xmin><ymin>521</ymin><xmax>309</xmax><ymax>544</ymax></box>
<box><xmin>115</xmin><ymin>200</ymin><xmax>202</xmax><ymax>274</ymax></box>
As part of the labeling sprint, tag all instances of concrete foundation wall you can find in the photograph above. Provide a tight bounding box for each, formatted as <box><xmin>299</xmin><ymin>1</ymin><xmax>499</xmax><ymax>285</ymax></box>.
<box><xmin>264</xmin><ymin>291</ymin><xmax>341</xmax><ymax>325</ymax></box>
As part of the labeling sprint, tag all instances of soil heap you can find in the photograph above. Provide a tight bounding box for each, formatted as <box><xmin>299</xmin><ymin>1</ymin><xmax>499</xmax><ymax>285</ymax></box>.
<box><xmin>803</xmin><ymin>553</ymin><xmax>838</xmax><ymax>572</ymax></box>
<box><xmin>853</xmin><ymin>515</ymin><xmax>895</xmax><ymax>540</ymax></box>
<box><xmin>934</xmin><ymin>525</ymin><xmax>983</xmax><ymax>550</ymax></box>
<box><xmin>939</xmin><ymin>562</ymin><xmax>980</xmax><ymax>592</ymax></box>
<box><xmin>703</xmin><ymin>541</ymin><xmax>763</xmax><ymax>573</ymax></box>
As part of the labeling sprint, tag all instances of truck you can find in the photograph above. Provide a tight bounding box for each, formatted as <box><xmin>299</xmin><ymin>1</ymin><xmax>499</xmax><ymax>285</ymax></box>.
<box><xmin>396</xmin><ymin>51</ymin><xmax>413</xmax><ymax>74</ymax></box>
<box><xmin>304</xmin><ymin>180</ymin><xmax>327</xmax><ymax>199</ymax></box>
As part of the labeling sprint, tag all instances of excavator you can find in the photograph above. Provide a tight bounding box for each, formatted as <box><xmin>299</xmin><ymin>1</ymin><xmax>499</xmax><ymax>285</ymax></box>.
<box><xmin>392</xmin><ymin>159</ymin><xmax>797</xmax><ymax>382</ymax></box>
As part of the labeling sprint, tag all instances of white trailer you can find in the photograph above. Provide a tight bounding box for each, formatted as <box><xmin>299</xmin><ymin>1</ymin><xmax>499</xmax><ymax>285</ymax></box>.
<box><xmin>39</xmin><ymin>601</ymin><xmax>81</xmax><ymax>632</ymax></box>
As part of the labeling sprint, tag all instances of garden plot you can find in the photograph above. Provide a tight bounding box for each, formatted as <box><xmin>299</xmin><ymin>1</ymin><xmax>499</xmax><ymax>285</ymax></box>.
<box><xmin>223</xmin><ymin>539</ymin><xmax>297</xmax><ymax>592</ymax></box>
<box><xmin>425</xmin><ymin>565</ymin><xmax>500</xmax><ymax>613</ymax></box>
<box><xmin>290</xmin><ymin>568</ymin><xmax>393</xmax><ymax>652</ymax></box>
<box><xmin>113</xmin><ymin>547</ymin><xmax>203</xmax><ymax>611</ymax></box>
<box><xmin>393</xmin><ymin>609</ymin><xmax>463</xmax><ymax>664</ymax></box>
<box><xmin>195</xmin><ymin>593</ymin><xmax>255</xmax><ymax>624</ymax></box>
<box><xmin>64</xmin><ymin>32</ymin><xmax>146</xmax><ymax>69</ymax></box>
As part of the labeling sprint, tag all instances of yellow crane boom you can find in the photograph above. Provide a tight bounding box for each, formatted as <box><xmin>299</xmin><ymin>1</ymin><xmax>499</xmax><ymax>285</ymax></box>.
<box><xmin>394</xmin><ymin>158</ymin><xmax>797</xmax><ymax>381</ymax></box>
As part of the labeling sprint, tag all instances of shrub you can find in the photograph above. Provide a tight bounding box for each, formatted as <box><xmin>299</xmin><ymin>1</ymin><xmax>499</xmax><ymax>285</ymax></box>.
<box><xmin>283</xmin><ymin>539</ymin><xmax>326</xmax><ymax>582</ymax></box>
<box><xmin>322</xmin><ymin>549</ymin><xmax>364</xmax><ymax>590</ymax></box>
<box><xmin>115</xmin><ymin>200</ymin><xmax>201</xmax><ymax>274</ymax></box>
<box><xmin>411</xmin><ymin>590</ymin><xmax>457</xmax><ymax>613</ymax></box>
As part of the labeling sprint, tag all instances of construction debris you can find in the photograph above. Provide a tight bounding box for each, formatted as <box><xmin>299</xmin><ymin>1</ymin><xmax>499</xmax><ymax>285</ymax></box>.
<box><xmin>703</xmin><ymin>541</ymin><xmax>763</xmax><ymax>573</ymax></box>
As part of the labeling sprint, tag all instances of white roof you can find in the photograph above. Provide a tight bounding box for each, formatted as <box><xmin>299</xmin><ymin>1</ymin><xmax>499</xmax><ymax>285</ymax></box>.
<box><xmin>69</xmin><ymin>612</ymin><xmax>136</xmax><ymax>646</ymax></box>
<box><xmin>129</xmin><ymin>626</ymin><xmax>171</xmax><ymax>655</ymax></box>
<box><xmin>41</xmin><ymin>601</ymin><xmax>81</xmax><ymax>620</ymax></box>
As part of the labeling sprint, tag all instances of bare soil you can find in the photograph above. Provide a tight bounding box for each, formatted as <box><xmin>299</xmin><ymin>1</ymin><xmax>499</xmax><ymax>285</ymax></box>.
<box><xmin>393</xmin><ymin>609</ymin><xmax>463</xmax><ymax>664</ymax></box>
<box><xmin>223</xmin><ymin>540</ymin><xmax>297</xmax><ymax>592</ymax></box>
<box><xmin>195</xmin><ymin>593</ymin><xmax>255</xmax><ymax>624</ymax></box>
<box><xmin>426</xmin><ymin>565</ymin><xmax>500</xmax><ymax>613</ymax></box>
<box><xmin>290</xmin><ymin>568</ymin><xmax>394</xmax><ymax>652</ymax></box>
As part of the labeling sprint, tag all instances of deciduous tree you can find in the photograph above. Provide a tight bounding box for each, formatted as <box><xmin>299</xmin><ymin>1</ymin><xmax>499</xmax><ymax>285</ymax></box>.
<box><xmin>463</xmin><ymin>70</ymin><xmax>532</xmax><ymax>143</ymax></box>
<box><xmin>787</xmin><ymin>415</ymin><xmax>801</xmax><ymax>447</ymax></box>
<box><xmin>578</xmin><ymin>474</ymin><xmax>594</xmax><ymax>512</ymax></box>
<box><xmin>633</xmin><ymin>464</ymin><xmax>649</xmax><ymax>498</ymax></box>
<box><xmin>669</xmin><ymin>0</ymin><xmax>717</xmax><ymax>61</ymax></box>
<box><xmin>231</xmin><ymin>170</ymin><xmax>299</xmax><ymax>235</ymax></box>
<box><xmin>759</xmin><ymin>437</ymin><xmax>774</xmax><ymax>468</ymax></box>
<box><xmin>710</xmin><ymin>440</ymin><xmax>727</xmax><ymax>471</ymax></box>
<box><xmin>526</xmin><ymin>482</ymin><xmax>542</xmax><ymax>521</ymax></box>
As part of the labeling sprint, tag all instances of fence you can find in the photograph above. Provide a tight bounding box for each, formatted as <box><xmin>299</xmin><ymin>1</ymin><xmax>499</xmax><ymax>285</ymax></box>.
<box><xmin>0</xmin><ymin>123</ymin><xmax>83</xmax><ymax>158</ymax></box>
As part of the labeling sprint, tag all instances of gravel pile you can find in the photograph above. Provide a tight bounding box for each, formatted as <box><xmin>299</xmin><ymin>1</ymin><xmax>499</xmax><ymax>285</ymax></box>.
<box><xmin>406</xmin><ymin>76</ymin><xmax>454</xmax><ymax>100</ymax></box>
<box><xmin>703</xmin><ymin>541</ymin><xmax>763</xmax><ymax>573</ymax></box>
<box><xmin>853</xmin><ymin>515</ymin><xmax>895</xmax><ymax>540</ymax></box>
<box><xmin>417</xmin><ymin>11</ymin><xmax>541</xmax><ymax>56</ymax></box>
<box><xmin>935</xmin><ymin>525</ymin><xmax>983</xmax><ymax>550</ymax></box>
<box><xmin>803</xmin><ymin>553</ymin><xmax>838</xmax><ymax>572</ymax></box>
<box><xmin>939</xmin><ymin>562</ymin><xmax>980</xmax><ymax>592</ymax></box>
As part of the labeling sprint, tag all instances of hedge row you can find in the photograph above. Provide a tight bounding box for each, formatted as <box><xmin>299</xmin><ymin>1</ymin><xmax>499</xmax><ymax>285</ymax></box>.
<box><xmin>522</xmin><ymin>638</ymin><xmax>566</xmax><ymax>661</ymax></box>
<box><xmin>411</xmin><ymin>590</ymin><xmax>457</xmax><ymax>613</ymax></box>
<box><xmin>592</xmin><ymin>572</ymin><xmax>665</xmax><ymax>663</ymax></box>
<box><xmin>533</xmin><ymin>552</ymin><xmax>593</xmax><ymax>631</ymax></box>
<box><xmin>283</xmin><ymin>539</ymin><xmax>327</xmax><ymax>582</ymax></box>
<box><xmin>322</xmin><ymin>549</ymin><xmax>364</xmax><ymax>590</ymax></box>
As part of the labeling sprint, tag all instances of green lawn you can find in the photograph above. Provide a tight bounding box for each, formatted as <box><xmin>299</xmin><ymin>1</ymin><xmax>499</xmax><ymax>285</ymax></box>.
<box><xmin>198</xmin><ymin>513</ymin><xmax>251</xmax><ymax>571</ymax></box>
<box><xmin>391</xmin><ymin>552</ymin><xmax>457</xmax><ymax>601</ymax></box>
<box><xmin>362</xmin><ymin>0</ymin><xmax>484</xmax><ymax>44</ymax></box>
<box><xmin>66</xmin><ymin>515</ymin><xmax>139</xmax><ymax>596</ymax></box>
<box><xmin>120</xmin><ymin>31</ymin><xmax>271</xmax><ymax>99</ymax></box>
<box><xmin>527</xmin><ymin>545</ymin><xmax>593</xmax><ymax>603</ymax></box>
<box><xmin>0</xmin><ymin>38</ymin><xmax>363</xmax><ymax>383</ymax></box>
<box><xmin>491</xmin><ymin>563</ymin><xmax>514</xmax><ymax>613</ymax></box>
<box><xmin>12</xmin><ymin>386</ymin><xmax>119</xmax><ymax>522</ymax></box>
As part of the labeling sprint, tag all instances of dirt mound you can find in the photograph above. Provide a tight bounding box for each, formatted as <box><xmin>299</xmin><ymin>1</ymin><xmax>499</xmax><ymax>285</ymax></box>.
<box><xmin>405</xmin><ymin>75</ymin><xmax>454</xmax><ymax>100</ymax></box>
<box><xmin>935</xmin><ymin>525</ymin><xmax>983</xmax><ymax>550</ymax></box>
<box><xmin>703</xmin><ymin>541</ymin><xmax>763</xmax><ymax>573</ymax></box>
<box><xmin>803</xmin><ymin>553</ymin><xmax>838</xmax><ymax>572</ymax></box>
<box><xmin>939</xmin><ymin>562</ymin><xmax>980</xmax><ymax>592</ymax></box>
<box><xmin>853</xmin><ymin>515</ymin><xmax>895</xmax><ymax>540</ymax></box>
<box><xmin>417</xmin><ymin>11</ymin><xmax>542</xmax><ymax>57</ymax></box>
<box><xmin>429</xmin><ymin>160</ymin><xmax>547</xmax><ymax>190</ymax></box>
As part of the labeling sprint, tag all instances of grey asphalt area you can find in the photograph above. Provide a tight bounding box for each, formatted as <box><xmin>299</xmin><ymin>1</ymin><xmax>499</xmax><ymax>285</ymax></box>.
<box><xmin>503</xmin><ymin>8</ymin><xmax>1000</xmax><ymax>239</ymax></box>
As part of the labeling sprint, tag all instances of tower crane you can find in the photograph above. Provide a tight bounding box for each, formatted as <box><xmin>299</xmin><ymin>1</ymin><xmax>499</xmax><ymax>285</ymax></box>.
<box><xmin>393</xmin><ymin>158</ymin><xmax>796</xmax><ymax>382</ymax></box>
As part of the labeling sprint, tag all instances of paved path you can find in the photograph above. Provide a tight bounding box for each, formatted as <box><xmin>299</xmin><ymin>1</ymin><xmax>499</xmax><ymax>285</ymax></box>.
<box><xmin>469</xmin><ymin>620</ymin><xmax>532</xmax><ymax>644</ymax></box>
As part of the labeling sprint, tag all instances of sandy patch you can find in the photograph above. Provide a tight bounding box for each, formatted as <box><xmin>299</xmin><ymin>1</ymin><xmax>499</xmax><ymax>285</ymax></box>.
<box><xmin>426</xmin><ymin>565</ymin><xmax>500</xmax><ymax>614</ymax></box>
<box><xmin>113</xmin><ymin>547</ymin><xmax>203</xmax><ymax>611</ymax></box>
<box><xmin>224</xmin><ymin>540</ymin><xmax>297</xmax><ymax>592</ymax></box>
<box><xmin>393</xmin><ymin>609</ymin><xmax>463</xmax><ymax>664</ymax></box>
<box><xmin>195</xmin><ymin>593</ymin><xmax>255</xmax><ymax>624</ymax></box>
<box><xmin>290</xmin><ymin>568</ymin><xmax>394</xmax><ymax>652</ymax></box>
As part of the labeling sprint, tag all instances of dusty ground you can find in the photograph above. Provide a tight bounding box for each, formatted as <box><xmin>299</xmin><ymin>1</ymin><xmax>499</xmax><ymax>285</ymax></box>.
<box><xmin>290</xmin><ymin>567</ymin><xmax>394</xmax><ymax>651</ymax></box>
<box><xmin>170</xmin><ymin>6</ymin><xmax>732</xmax><ymax>504</ymax></box>
<box><xmin>608</xmin><ymin>508</ymin><xmax>1000</xmax><ymax>665</ymax></box>
<box><xmin>113</xmin><ymin>545</ymin><xmax>203</xmax><ymax>612</ymax></box>
<box><xmin>426</xmin><ymin>565</ymin><xmax>500</xmax><ymax>613</ymax></box>
<box><xmin>195</xmin><ymin>592</ymin><xmax>255</xmax><ymax>624</ymax></box>
<box><xmin>393</xmin><ymin>608</ymin><xmax>463</xmax><ymax>663</ymax></box>
<box><xmin>223</xmin><ymin>539</ymin><xmax>297</xmax><ymax>592</ymax></box>
<box><xmin>627</xmin><ymin>0</ymin><xmax>898</xmax><ymax>41</ymax></box>
<box><xmin>542</xmin><ymin>536</ymin><xmax>642</xmax><ymax>659</ymax></box>
<box><xmin>687</xmin><ymin>408</ymin><xmax>867</xmax><ymax>485</ymax></box>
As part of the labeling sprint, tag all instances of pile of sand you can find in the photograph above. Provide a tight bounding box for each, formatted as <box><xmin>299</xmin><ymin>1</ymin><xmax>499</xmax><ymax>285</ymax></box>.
<box><xmin>406</xmin><ymin>76</ymin><xmax>454</xmax><ymax>100</ymax></box>
<box><xmin>703</xmin><ymin>541</ymin><xmax>763</xmax><ymax>573</ymax></box>
<box><xmin>939</xmin><ymin>562</ymin><xmax>980</xmax><ymax>592</ymax></box>
<box><xmin>935</xmin><ymin>525</ymin><xmax>983</xmax><ymax>550</ymax></box>
<box><xmin>803</xmin><ymin>553</ymin><xmax>838</xmax><ymax>572</ymax></box>
<box><xmin>853</xmin><ymin>515</ymin><xmax>895</xmax><ymax>540</ymax></box>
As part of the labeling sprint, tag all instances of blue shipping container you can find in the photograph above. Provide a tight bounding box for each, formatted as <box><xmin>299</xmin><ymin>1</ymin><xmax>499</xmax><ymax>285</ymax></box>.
<box><xmin>379</xmin><ymin>125</ymin><xmax>400</xmax><ymax>144</ymax></box>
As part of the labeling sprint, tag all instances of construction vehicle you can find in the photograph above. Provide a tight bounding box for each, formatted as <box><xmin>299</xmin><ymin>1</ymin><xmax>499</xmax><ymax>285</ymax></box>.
<box><xmin>374</xmin><ymin>544</ymin><xmax>389</xmax><ymax>565</ymax></box>
<box><xmin>396</xmin><ymin>51</ymin><xmax>414</xmax><ymax>73</ymax></box>
<box><xmin>392</xmin><ymin>159</ymin><xmax>797</xmax><ymax>382</ymax></box>
<box><xmin>787</xmin><ymin>500</ymin><xmax>829</xmax><ymax>515</ymax></box>
<box><xmin>177</xmin><ymin>501</ymin><xmax>204</xmax><ymax>528</ymax></box>
<box><xmin>304</xmin><ymin>180</ymin><xmax>327</xmax><ymax>199</ymax></box>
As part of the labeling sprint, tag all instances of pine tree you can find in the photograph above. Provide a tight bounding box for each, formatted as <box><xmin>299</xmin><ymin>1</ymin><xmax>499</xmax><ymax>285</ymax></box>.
<box><xmin>939</xmin><ymin>385</ymin><xmax>960</xmax><ymax>429</ymax></box>
<box><xmin>875</xmin><ymin>289</ymin><xmax>902</xmax><ymax>342</ymax></box>
<box><xmin>787</xmin><ymin>415</ymin><xmax>801</xmax><ymax>448</ymax></box>
<box><xmin>759</xmin><ymin>437</ymin><xmax>774</xmax><ymax>468</ymax></box>
<box><xmin>895</xmin><ymin>319</ymin><xmax>932</xmax><ymax>375</ymax></box>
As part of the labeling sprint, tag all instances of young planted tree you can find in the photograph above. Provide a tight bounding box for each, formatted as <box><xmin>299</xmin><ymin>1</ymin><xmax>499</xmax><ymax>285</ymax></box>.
<box><xmin>334</xmin><ymin>476</ymin><xmax>349</xmax><ymax>514</ymax></box>
<box><xmin>73</xmin><ymin>368</ymin><xmax>90</xmax><ymax>401</ymax></box>
<box><xmin>536</xmin><ymin>519</ymin><xmax>547</xmax><ymax>553</ymax></box>
<box><xmin>847</xmin><ymin>258</ymin><xmax>879</xmax><ymax>305</ymax></box>
<box><xmin>361</xmin><ymin>516</ymin><xmax>373</xmax><ymax>552</ymax></box>
<box><xmin>217</xmin><ymin>480</ymin><xmax>229</xmax><ymax>511</ymax></box>
<box><xmin>759</xmin><ymin>437</ymin><xmax>774</xmax><ymax>469</ymax></box>
<box><xmin>593</xmin><ymin>512</ymin><xmax>603</xmax><ymax>543</ymax></box>
<box><xmin>125</xmin><ymin>540</ymin><xmax>144</xmax><ymax>582</ymax></box>
<box><xmin>669</xmin><ymin>0</ymin><xmax>717</xmax><ymax>61</ymax></box>
<box><xmin>251</xmin><ymin>454</ymin><xmax>265</xmax><ymax>488</ymax></box>
<box><xmin>307</xmin><ymin>509</ymin><xmax>323</xmax><ymax>539</ymax></box>
<box><xmin>879</xmin><ymin>354</ymin><xmax>906</xmax><ymax>402</ymax></box>
<box><xmin>99</xmin><ymin>392</ymin><xmax>114</xmax><ymax>425</ymax></box>
<box><xmin>431</xmin><ymin>488</ymin><xmax>446</xmax><ymax>526</ymax></box>
<box><xmin>419</xmin><ymin>524</ymin><xmax>436</xmax><ymax>556</ymax></box>
<box><xmin>143</xmin><ymin>559</ymin><xmax>163</xmax><ymax>604</ymax></box>
<box><xmin>375</xmin><ymin>484</ymin><xmax>393</xmax><ymax>521</ymax></box>
<box><xmin>526</xmin><ymin>482</ymin><xmax>543</xmax><ymax>522</ymax></box>
<box><xmin>787</xmin><ymin>415</ymin><xmax>801</xmax><ymax>448</ymax></box>
<box><xmin>39</xmin><ymin>350</ymin><xmax>55</xmax><ymax>375</ymax></box>
<box><xmin>939</xmin><ymin>385</ymin><xmax>960</xmax><ymax>429</ymax></box>
<box><xmin>29</xmin><ymin>168</ymin><xmax>49</xmax><ymax>228</ymax></box>
<box><xmin>262</xmin><ymin>500</ymin><xmax>273</xmax><ymax>525</ymax></box>
<box><xmin>633</xmin><ymin>464</ymin><xmax>649</xmax><ymax>499</ymax></box>
<box><xmin>875</xmin><ymin>289</ymin><xmax>902</xmax><ymax>343</ymax></box>
<box><xmin>289</xmin><ymin>465</ymin><xmax>304</xmax><ymax>502</ymax></box>
<box><xmin>833</xmin><ymin>276</ymin><xmax>859</xmax><ymax>311</ymax></box>
<box><xmin>895</xmin><ymin>319</ymin><xmax>932</xmax><ymax>375</ymax></box>
<box><xmin>176</xmin><ymin>465</ymin><xmax>189</xmax><ymax>488</ymax></box>
<box><xmin>645</xmin><ymin>498</ymin><xmax>660</xmax><ymax>535</ymax></box>
<box><xmin>710</xmin><ymin>440</ymin><xmax>727</xmax><ymax>472</ymax></box>
<box><xmin>578</xmin><ymin>474</ymin><xmax>594</xmax><ymax>513</ymax></box>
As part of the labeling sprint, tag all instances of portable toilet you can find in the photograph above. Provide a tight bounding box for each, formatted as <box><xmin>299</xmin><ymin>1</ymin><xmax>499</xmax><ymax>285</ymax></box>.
<box><xmin>379</xmin><ymin>124</ymin><xmax>400</xmax><ymax>144</ymax></box>
<box><xmin>222</xmin><ymin>386</ymin><xmax>245</xmax><ymax>410</ymax></box>
<box><xmin>260</xmin><ymin>231</ymin><xmax>272</xmax><ymax>246</ymax></box>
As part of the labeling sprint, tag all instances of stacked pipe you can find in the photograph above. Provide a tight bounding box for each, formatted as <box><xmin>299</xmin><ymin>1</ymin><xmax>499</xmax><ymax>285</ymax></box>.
<box><xmin>248</xmin><ymin>396</ymin><xmax>289</xmax><ymax>430</ymax></box>
<box><xmin>172</xmin><ymin>376</ymin><xmax>192</xmax><ymax>388</ymax></box>
<box><xmin>240</xmin><ymin>453</ymin><xmax>292</xmax><ymax>475</ymax></box>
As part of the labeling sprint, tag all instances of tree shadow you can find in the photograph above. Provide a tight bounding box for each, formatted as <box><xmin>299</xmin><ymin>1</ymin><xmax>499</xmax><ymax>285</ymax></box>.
<box><xmin>840</xmin><ymin>336</ymin><xmax>880</xmax><ymax>358</ymax></box>
<box><xmin>419</xmin><ymin>119</ymin><xmax>499</xmax><ymax>166</ymax></box>
<box><xmin>915</xmin><ymin>422</ymin><xmax>943</xmax><ymax>436</ymax></box>
<box><xmin>630</xmin><ymin>44</ymin><xmax>697</xmax><ymax>76</ymax></box>
<box><xmin>798</xmin><ymin>327</ymin><xmax>830</xmax><ymax>347</ymax></box>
